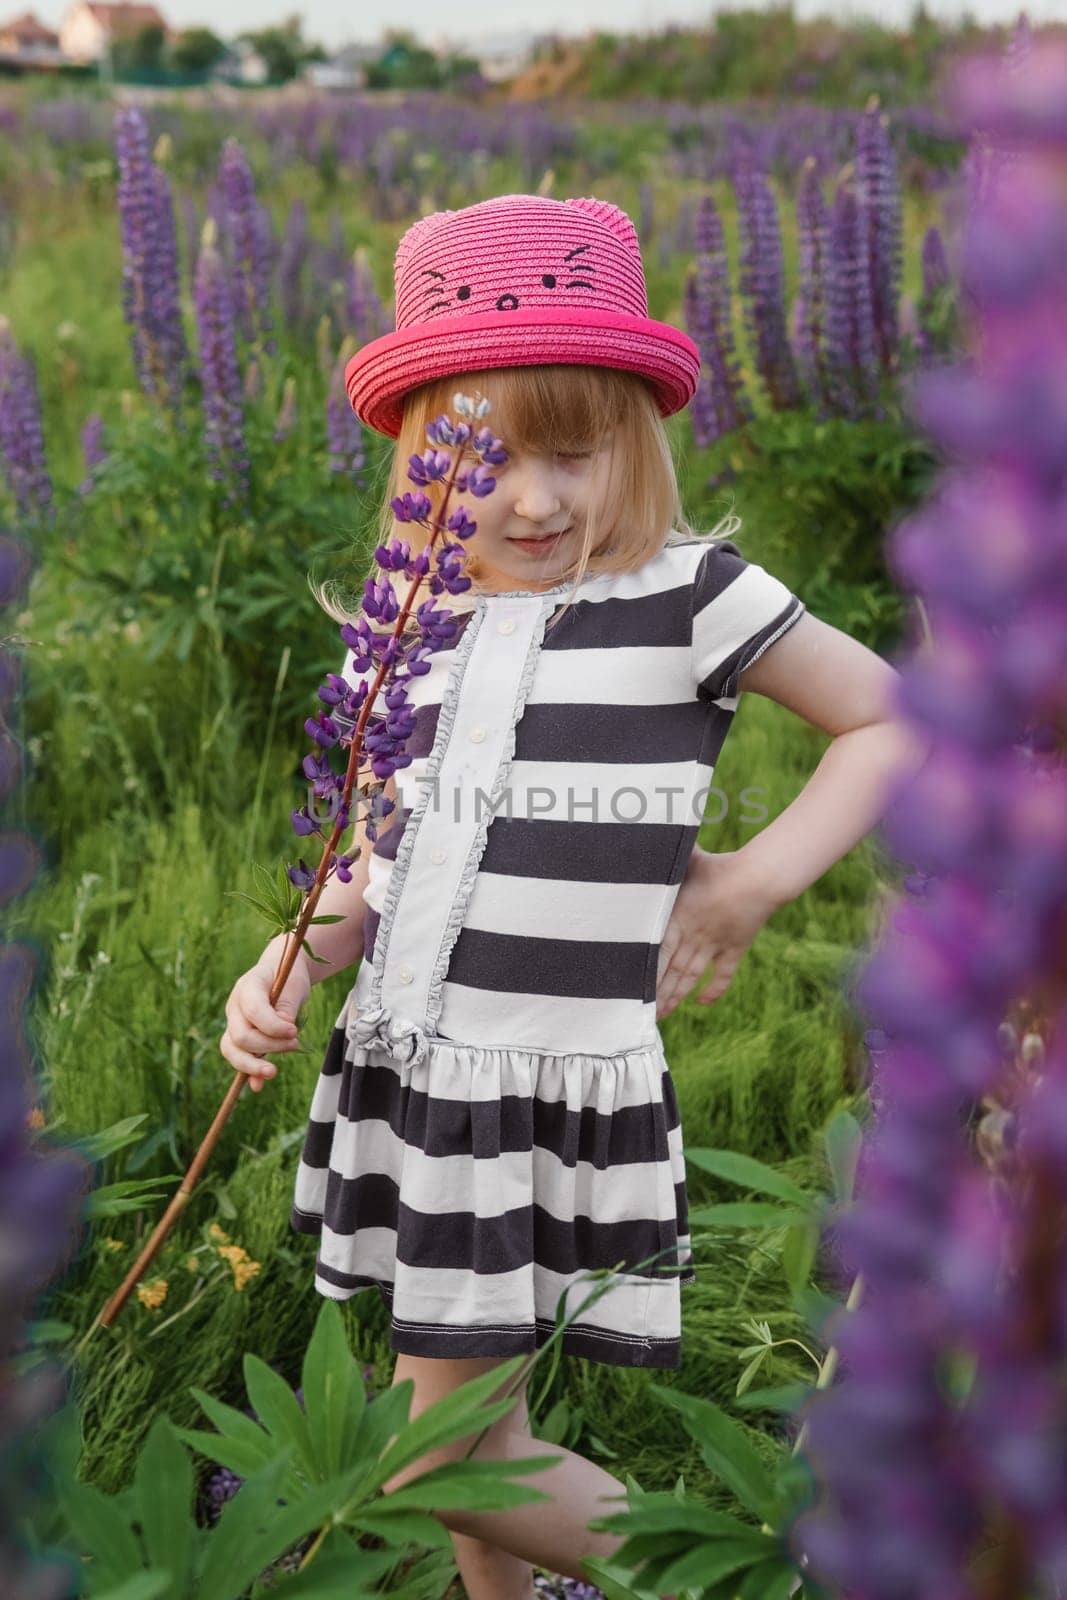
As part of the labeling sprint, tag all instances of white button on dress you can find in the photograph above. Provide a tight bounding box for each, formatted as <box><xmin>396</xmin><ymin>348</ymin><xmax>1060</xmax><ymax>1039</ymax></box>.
<box><xmin>430</xmin><ymin>847</ymin><xmax>447</xmax><ymax>864</ymax></box>
<box><xmin>397</xmin><ymin>964</ymin><xmax>414</xmax><ymax>984</ymax></box>
<box><xmin>468</xmin><ymin>725</ymin><xmax>486</xmax><ymax>743</ymax></box>
<box><xmin>497</xmin><ymin>618</ymin><xmax>516</xmax><ymax>634</ymax></box>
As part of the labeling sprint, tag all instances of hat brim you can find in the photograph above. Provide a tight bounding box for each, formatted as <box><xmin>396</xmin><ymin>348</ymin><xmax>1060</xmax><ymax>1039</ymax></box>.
<box><xmin>344</xmin><ymin>307</ymin><xmax>702</xmax><ymax>439</ymax></box>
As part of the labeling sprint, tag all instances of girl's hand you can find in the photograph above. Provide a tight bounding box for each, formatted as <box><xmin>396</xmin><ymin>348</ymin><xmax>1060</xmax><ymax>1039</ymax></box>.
<box><xmin>220</xmin><ymin>947</ymin><xmax>312</xmax><ymax>1093</ymax></box>
<box><xmin>655</xmin><ymin>847</ymin><xmax>783</xmax><ymax>1021</ymax></box>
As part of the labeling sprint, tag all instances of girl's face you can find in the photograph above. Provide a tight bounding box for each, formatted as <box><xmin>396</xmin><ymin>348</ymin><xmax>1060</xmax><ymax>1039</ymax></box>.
<box><xmin>463</xmin><ymin>429</ymin><xmax>618</xmax><ymax>593</ymax></box>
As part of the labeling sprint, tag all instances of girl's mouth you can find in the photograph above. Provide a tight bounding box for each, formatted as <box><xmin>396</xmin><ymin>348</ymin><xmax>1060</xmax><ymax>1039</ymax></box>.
<box><xmin>508</xmin><ymin>528</ymin><xmax>571</xmax><ymax>555</ymax></box>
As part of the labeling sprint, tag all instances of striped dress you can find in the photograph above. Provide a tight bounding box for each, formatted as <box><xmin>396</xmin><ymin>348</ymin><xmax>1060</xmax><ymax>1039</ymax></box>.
<box><xmin>291</xmin><ymin>533</ymin><xmax>805</xmax><ymax>1368</ymax></box>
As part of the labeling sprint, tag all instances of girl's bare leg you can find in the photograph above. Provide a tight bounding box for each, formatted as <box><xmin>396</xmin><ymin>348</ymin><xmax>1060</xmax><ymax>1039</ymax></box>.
<box><xmin>383</xmin><ymin>1353</ymin><xmax>675</xmax><ymax>1597</ymax></box>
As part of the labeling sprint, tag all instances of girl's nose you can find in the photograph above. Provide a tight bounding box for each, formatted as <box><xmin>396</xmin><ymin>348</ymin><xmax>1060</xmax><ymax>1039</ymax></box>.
<box><xmin>511</xmin><ymin>464</ymin><xmax>562</xmax><ymax>521</ymax></box>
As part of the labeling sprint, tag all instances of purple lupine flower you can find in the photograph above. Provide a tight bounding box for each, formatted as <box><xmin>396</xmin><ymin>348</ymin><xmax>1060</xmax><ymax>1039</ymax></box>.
<box><xmin>277</xmin><ymin>198</ymin><xmax>309</xmax><ymax>333</ymax></box>
<box><xmin>0</xmin><ymin>323</ymin><xmax>53</xmax><ymax>524</ymax></box>
<box><xmin>824</xmin><ymin>172</ymin><xmax>880</xmax><ymax>419</ymax></box>
<box><xmin>732</xmin><ymin>151</ymin><xmax>803</xmax><ymax>411</ymax></box>
<box><xmin>856</xmin><ymin>98</ymin><xmax>904</xmax><ymax>377</ymax></box>
<box><xmin>792</xmin><ymin>157</ymin><xmax>834</xmax><ymax>416</ymax></box>
<box><xmin>113</xmin><ymin>107</ymin><xmax>187</xmax><ymax>415</ymax></box>
<box><xmin>921</xmin><ymin>225</ymin><xmax>950</xmax><ymax>299</ymax></box>
<box><xmin>684</xmin><ymin>192</ymin><xmax>752</xmax><ymax>446</ymax></box>
<box><xmin>193</xmin><ymin>218</ymin><xmax>249</xmax><ymax>509</ymax></box>
<box><xmin>218</xmin><ymin>138</ymin><xmax>275</xmax><ymax>358</ymax></box>
<box><xmin>791</xmin><ymin>35</ymin><xmax>1067</xmax><ymax>1599</ymax></box>
<box><xmin>913</xmin><ymin>225</ymin><xmax>954</xmax><ymax>365</ymax></box>
<box><xmin>180</xmin><ymin>189</ymin><xmax>200</xmax><ymax>302</ymax></box>
<box><xmin>146</xmin><ymin>164</ymin><xmax>192</xmax><ymax>412</ymax></box>
<box><xmin>272</xmin><ymin>377</ymin><xmax>297</xmax><ymax>443</ymax></box>
<box><xmin>345</xmin><ymin>245</ymin><xmax>388</xmax><ymax>347</ymax></box>
<box><xmin>325</xmin><ymin>351</ymin><xmax>367</xmax><ymax>488</ymax></box>
<box><xmin>288</xmin><ymin>401</ymin><xmax>503</xmax><ymax>887</ymax></box>
<box><xmin>78</xmin><ymin>412</ymin><xmax>108</xmax><ymax>497</ymax></box>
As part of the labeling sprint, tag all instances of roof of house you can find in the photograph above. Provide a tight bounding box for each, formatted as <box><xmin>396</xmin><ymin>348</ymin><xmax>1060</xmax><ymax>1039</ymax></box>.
<box><xmin>77</xmin><ymin>2</ymin><xmax>168</xmax><ymax>31</ymax></box>
<box><xmin>0</xmin><ymin>10</ymin><xmax>60</xmax><ymax>39</ymax></box>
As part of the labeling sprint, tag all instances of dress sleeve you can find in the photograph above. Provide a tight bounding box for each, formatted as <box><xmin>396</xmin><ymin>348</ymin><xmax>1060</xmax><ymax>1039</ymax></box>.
<box><xmin>690</xmin><ymin>538</ymin><xmax>806</xmax><ymax>702</ymax></box>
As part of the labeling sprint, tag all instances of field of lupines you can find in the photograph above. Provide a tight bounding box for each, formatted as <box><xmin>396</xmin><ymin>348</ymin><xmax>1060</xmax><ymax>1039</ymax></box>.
<box><xmin>3</xmin><ymin>14</ymin><xmax>1067</xmax><ymax>1596</ymax></box>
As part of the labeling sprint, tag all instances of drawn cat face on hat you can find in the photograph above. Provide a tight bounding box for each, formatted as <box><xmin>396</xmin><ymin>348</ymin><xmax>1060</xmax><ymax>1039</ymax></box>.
<box><xmin>344</xmin><ymin>192</ymin><xmax>699</xmax><ymax>438</ymax></box>
<box><xmin>393</xmin><ymin>194</ymin><xmax>650</xmax><ymax>327</ymax></box>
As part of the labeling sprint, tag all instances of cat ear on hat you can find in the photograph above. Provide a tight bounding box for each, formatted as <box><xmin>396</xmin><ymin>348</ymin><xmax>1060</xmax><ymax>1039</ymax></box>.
<box><xmin>394</xmin><ymin>208</ymin><xmax>455</xmax><ymax>273</ymax></box>
<box><xmin>563</xmin><ymin>196</ymin><xmax>640</xmax><ymax>254</ymax></box>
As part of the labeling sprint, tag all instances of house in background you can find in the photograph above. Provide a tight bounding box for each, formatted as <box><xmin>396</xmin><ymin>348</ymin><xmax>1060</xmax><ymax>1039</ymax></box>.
<box><xmin>210</xmin><ymin>37</ymin><xmax>270</xmax><ymax>84</ymax></box>
<box><xmin>58</xmin><ymin>1</ymin><xmax>170</xmax><ymax>64</ymax></box>
<box><xmin>469</xmin><ymin>31</ymin><xmax>538</xmax><ymax>84</ymax></box>
<box><xmin>302</xmin><ymin>41</ymin><xmax>377</xmax><ymax>90</ymax></box>
<box><xmin>0</xmin><ymin>9</ymin><xmax>64</xmax><ymax>64</ymax></box>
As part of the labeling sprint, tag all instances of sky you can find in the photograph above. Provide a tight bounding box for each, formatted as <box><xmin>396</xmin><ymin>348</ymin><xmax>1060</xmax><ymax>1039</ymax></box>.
<box><xmin>37</xmin><ymin>0</ymin><xmax>1065</xmax><ymax>53</ymax></box>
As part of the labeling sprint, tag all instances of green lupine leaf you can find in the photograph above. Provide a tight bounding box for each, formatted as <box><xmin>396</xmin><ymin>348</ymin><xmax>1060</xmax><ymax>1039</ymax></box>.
<box><xmin>684</xmin><ymin>1148</ymin><xmax>812</xmax><ymax>1208</ymax></box>
<box><xmin>574</xmin><ymin>1557</ymin><xmax>663</xmax><ymax>1600</ymax></box>
<box><xmin>647</xmin><ymin>1385</ymin><xmax>778</xmax><ymax>1523</ymax></box>
<box><xmin>739</xmin><ymin>1557</ymin><xmax>803</xmax><ymax>1599</ymax></box>
<box><xmin>366</xmin><ymin>1356</ymin><xmax>529</xmax><ymax>1492</ymax></box>
<box><xmin>588</xmin><ymin>1494</ymin><xmax>766</xmax><ymax>1542</ymax></box>
<box><xmin>247</xmin><ymin>1535</ymin><xmax>400</xmax><ymax>1597</ymax></box>
<box><xmin>242</xmin><ymin>1354</ymin><xmax>317</xmax><ymax>1483</ymax></box>
<box><xmin>197</xmin><ymin>1454</ymin><xmax>367</xmax><ymax>1600</ymax></box>
<box><xmin>93</xmin><ymin>1575</ymin><xmax>173</xmax><ymax>1600</ymax></box>
<box><xmin>133</xmin><ymin>1416</ymin><xmax>195</xmax><ymax>1594</ymax></box>
<box><xmin>300</xmin><ymin>1299</ymin><xmax>363</xmax><ymax>1477</ymax></box>
<box><xmin>688</xmin><ymin>1202</ymin><xmax>813</xmax><ymax>1229</ymax></box>
<box><xmin>656</xmin><ymin>1536</ymin><xmax>768</xmax><ymax>1593</ymax></box>
<box><xmin>347</xmin><ymin>1505</ymin><xmax>453</xmax><ymax>1549</ymax></box>
<box><xmin>78</xmin><ymin>1114</ymin><xmax>151</xmax><ymax>1162</ymax></box>
<box><xmin>824</xmin><ymin>1111</ymin><xmax>863</xmax><ymax>1205</ymax></box>
<box><xmin>170</xmin><ymin>1425</ymin><xmax>275</xmax><ymax>1487</ymax></box>
<box><xmin>366</xmin><ymin>1453</ymin><xmax>556</xmax><ymax>1513</ymax></box>
<box><xmin>781</xmin><ymin>1221</ymin><xmax>820</xmax><ymax>1298</ymax></box>
<box><xmin>733</xmin><ymin>1382</ymin><xmax>814</xmax><ymax>1413</ymax></box>
<box><xmin>54</xmin><ymin>1476</ymin><xmax>143</xmax><ymax>1590</ymax></box>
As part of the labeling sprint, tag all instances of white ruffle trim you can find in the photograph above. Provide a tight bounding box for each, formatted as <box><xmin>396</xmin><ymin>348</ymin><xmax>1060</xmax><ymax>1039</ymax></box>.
<box><xmin>357</xmin><ymin>591</ymin><xmax>556</xmax><ymax>1066</ymax></box>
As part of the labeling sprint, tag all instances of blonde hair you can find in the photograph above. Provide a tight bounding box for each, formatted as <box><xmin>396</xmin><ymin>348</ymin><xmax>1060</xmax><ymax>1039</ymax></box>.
<box><xmin>311</xmin><ymin>363</ymin><xmax>740</xmax><ymax>634</ymax></box>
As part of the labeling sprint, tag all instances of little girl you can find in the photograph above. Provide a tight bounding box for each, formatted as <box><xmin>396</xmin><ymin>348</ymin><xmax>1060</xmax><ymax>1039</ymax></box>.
<box><xmin>221</xmin><ymin>194</ymin><xmax>922</xmax><ymax>1598</ymax></box>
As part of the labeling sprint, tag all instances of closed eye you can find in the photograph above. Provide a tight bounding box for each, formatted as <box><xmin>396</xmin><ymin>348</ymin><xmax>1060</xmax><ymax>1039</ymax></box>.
<box><xmin>566</xmin><ymin>279</ymin><xmax>594</xmax><ymax>289</ymax></box>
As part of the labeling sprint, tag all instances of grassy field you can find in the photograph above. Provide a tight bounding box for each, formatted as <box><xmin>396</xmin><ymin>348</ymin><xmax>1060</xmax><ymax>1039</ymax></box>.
<box><xmin>3</xmin><ymin>91</ymin><xmax>922</xmax><ymax>1548</ymax></box>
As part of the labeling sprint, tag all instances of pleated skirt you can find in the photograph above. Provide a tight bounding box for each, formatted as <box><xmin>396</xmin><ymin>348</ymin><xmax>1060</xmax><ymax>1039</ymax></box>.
<box><xmin>290</xmin><ymin>1015</ymin><xmax>697</xmax><ymax>1370</ymax></box>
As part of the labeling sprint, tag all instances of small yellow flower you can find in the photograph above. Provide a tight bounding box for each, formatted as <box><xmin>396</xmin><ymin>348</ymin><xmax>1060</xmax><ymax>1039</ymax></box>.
<box><xmin>185</xmin><ymin>1253</ymin><xmax>200</xmax><ymax>1274</ymax></box>
<box><xmin>217</xmin><ymin>1244</ymin><xmax>261</xmax><ymax>1292</ymax></box>
<box><xmin>208</xmin><ymin>1222</ymin><xmax>231</xmax><ymax>1244</ymax></box>
<box><xmin>103</xmin><ymin>1237</ymin><xmax>126</xmax><ymax>1252</ymax></box>
<box><xmin>137</xmin><ymin>1279</ymin><xmax>168</xmax><ymax>1311</ymax></box>
<box><xmin>26</xmin><ymin>1106</ymin><xmax>45</xmax><ymax>1130</ymax></box>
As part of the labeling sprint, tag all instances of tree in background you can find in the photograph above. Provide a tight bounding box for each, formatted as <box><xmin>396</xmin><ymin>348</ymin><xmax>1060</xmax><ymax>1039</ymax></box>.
<box><xmin>170</xmin><ymin>26</ymin><xmax>227</xmax><ymax>76</ymax></box>
<box><xmin>112</xmin><ymin>22</ymin><xmax>165</xmax><ymax>76</ymax></box>
<box><xmin>236</xmin><ymin>13</ymin><xmax>326</xmax><ymax>84</ymax></box>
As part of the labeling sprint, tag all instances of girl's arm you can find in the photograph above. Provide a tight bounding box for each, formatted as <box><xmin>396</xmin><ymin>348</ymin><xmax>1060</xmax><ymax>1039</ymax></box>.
<box><xmin>256</xmin><ymin>769</ymin><xmax>399</xmax><ymax>989</ymax></box>
<box><xmin>731</xmin><ymin>610</ymin><xmax>930</xmax><ymax>908</ymax></box>
<box><xmin>656</xmin><ymin>614</ymin><xmax>929</xmax><ymax>1018</ymax></box>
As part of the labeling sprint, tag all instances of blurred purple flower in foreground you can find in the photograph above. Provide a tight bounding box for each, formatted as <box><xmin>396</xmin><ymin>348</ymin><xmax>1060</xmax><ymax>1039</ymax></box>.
<box><xmin>0</xmin><ymin>533</ymin><xmax>90</xmax><ymax>1597</ymax></box>
<box><xmin>792</xmin><ymin>34</ymin><xmax>1067</xmax><ymax>1600</ymax></box>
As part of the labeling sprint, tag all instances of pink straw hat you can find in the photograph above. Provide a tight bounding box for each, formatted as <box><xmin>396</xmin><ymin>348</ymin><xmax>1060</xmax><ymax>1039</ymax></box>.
<box><xmin>345</xmin><ymin>193</ymin><xmax>701</xmax><ymax>439</ymax></box>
